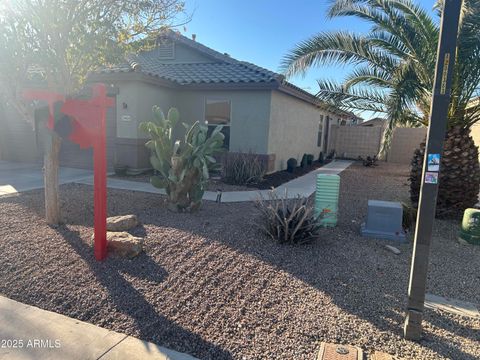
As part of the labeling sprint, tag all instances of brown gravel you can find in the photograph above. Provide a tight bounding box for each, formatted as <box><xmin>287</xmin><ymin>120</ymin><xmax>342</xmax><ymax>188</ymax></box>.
<box><xmin>0</xmin><ymin>162</ymin><xmax>479</xmax><ymax>360</ymax></box>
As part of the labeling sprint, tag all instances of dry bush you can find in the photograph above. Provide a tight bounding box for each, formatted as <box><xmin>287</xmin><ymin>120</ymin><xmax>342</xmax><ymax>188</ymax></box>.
<box><xmin>255</xmin><ymin>190</ymin><xmax>321</xmax><ymax>244</ymax></box>
<box><xmin>222</xmin><ymin>152</ymin><xmax>265</xmax><ymax>185</ymax></box>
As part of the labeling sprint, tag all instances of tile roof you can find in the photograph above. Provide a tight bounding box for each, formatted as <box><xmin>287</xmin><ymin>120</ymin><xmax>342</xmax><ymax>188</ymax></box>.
<box><xmin>96</xmin><ymin>31</ymin><xmax>350</xmax><ymax>116</ymax></box>
<box><xmin>100</xmin><ymin>57</ymin><xmax>280</xmax><ymax>86</ymax></box>
<box><xmin>136</xmin><ymin>60</ymin><xmax>278</xmax><ymax>85</ymax></box>
<box><xmin>98</xmin><ymin>31</ymin><xmax>281</xmax><ymax>85</ymax></box>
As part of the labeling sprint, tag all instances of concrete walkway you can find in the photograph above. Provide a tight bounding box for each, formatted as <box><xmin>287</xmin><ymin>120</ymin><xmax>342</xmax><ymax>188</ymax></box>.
<box><xmin>75</xmin><ymin>160</ymin><xmax>353</xmax><ymax>202</ymax></box>
<box><xmin>0</xmin><ymin>161</ymin><xmax>93</xmax><ymax>196</ymax></box>
<box><xmin>0</xmin><ymin>295</ymin><xmax>198</xmax><ymax>360</ymax></box>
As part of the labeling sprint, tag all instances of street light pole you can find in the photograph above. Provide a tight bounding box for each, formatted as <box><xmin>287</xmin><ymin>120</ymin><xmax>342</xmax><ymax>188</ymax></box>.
<box><xmin>404</xmin><ymin>0</ymin><xmax>463</xmax><ymax>341</ymax></box>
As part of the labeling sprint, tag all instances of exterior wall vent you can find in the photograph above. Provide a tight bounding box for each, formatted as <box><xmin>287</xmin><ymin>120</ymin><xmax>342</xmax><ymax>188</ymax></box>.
<box><xmin>157</xmin><ymin>40</ymin><xmax>175</xmax><ymax>60</ymax></box>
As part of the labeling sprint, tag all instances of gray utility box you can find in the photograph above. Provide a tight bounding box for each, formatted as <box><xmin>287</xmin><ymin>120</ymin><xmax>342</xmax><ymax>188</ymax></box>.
<box><xmin>361</xmin><ymin>200</ymin><xmax>406</xmax><ymax>242</ymax></box>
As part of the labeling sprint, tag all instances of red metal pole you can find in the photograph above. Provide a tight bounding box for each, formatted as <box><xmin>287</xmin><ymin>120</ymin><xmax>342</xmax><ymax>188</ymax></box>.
<box><xmin>93</xmin><ymin>85</ymin><xmax>107</xmax><ymax>261</ymax></box>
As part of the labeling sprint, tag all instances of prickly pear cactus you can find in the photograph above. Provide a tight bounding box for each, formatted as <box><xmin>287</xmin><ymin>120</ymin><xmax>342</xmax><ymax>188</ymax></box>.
<box><xmin>139</xmin><ymin>106</ymin><xmax>224</xmax><ymax>212</ymax></box>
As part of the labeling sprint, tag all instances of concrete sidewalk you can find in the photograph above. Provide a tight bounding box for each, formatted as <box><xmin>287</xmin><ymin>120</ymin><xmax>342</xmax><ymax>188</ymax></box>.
<box><xmin>0</xmin><ymin>161</ymin><xmax>93</xmax><ymax>196</ymax></box>
<box><xmin>75</xmin><ymin>160</ymin><xmax>353</xmax><ymax>202</ymax></box>
<box><xmin>0</xmin><ymin>295</ymin><xmax>198</xmax><ymax>360</ymax></box>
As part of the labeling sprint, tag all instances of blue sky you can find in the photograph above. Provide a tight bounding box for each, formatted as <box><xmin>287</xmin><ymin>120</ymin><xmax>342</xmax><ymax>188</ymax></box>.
<box><xmin>181</xmin><ymin>0</ymin><xmax>438</xmax><ymax>117</ymax></box>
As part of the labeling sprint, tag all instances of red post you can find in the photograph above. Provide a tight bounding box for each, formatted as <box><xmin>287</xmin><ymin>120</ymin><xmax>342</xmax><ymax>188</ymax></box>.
<box><xmin>62</xmin><ymin>84</ymin><xmax>113</xmax><ymax>260</ymax></box>
<box><xmin>24</xmin><ymin>84</ymin><xmax>113</xmax><ymax>261</ymax></box>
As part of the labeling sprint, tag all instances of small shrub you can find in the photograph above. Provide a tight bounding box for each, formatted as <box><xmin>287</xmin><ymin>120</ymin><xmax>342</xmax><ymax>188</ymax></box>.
<box><xmin>358</xmin><ymin>155</ymin><xmax>378</xmax><ymax>167</ymax></box>
<box><xmin>326</xmin><ymin>150</ymin><xmax>336</xmax><ymax>160</ymax></box>
<box><xmin>300</xmin><ymin>154</ymin><xmax>308</xmax><ymax>168</ymax></box>
<box><xmin>318</xmin><ymin>151</ymin><xmax>324</xmax><ymax>164</ymax></box>
<box><xmin>255</xmin><ymin>190</ymin><xmax>322</xmax><ymax>245</ymax></box>
<box><xmin>286</xmin><ymin>158</ymin><xmax>297</xmax><ymax>172</ymax></box>
<box><xmin>306</xmin><ymin>154</ymin><xmax>314</xmax><ymax>165</ymax></box>
<box><xmin>222</xmin><ymin>152</ymin><xmax>265</xmax><ymax>185</ymax></box>
<box><xmin>402</xmin><ymin>202</ymin><xmax>417</xmax><ymax>230</ymax></box>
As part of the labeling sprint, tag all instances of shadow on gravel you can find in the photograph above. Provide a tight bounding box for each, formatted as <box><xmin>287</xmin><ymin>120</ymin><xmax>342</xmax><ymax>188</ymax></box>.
<box><xmin>139</xmin><ymin>197</ymin><xmax>477</xmax><ymax>358</ymax></box>
<box><xmin>55</xmin><ymin>226</ymin><xmax>233</xmax><ymax>360</ymax></box>
<box><xmin>2</xmin><ymin>177</ymin><xmax>476</xmax><ymax>359</ymax></box>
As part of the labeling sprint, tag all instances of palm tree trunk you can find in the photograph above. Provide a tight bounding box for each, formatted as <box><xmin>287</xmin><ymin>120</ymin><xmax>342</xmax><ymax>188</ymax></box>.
<box><xmin>410</xmin><ymin>126</ymin><xmax>480</xmax><ymax>218</ymax></box>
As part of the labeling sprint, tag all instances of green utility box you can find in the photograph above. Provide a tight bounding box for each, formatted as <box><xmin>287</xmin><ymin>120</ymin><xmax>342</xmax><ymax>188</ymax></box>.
<box><xmin>459</xmin><ymin>208</ymin><xmax>480</xmax><ymax>245</ymax></box>
<box><xmin>315</xmin><ymin>174</ymin><xmax>340</xmax><ymax>227</ymax></box>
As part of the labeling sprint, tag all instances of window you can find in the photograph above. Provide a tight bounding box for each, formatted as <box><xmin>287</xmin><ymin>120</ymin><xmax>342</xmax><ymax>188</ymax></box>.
<box><xmin>317</xmin><ymin>115</ymin><xmax>324</xmax><ymax>147</ymax></box>
<box><xmin>205</xmin><ymin>99</ymin><xmax>231</xmax><ymax>149</ymax></box>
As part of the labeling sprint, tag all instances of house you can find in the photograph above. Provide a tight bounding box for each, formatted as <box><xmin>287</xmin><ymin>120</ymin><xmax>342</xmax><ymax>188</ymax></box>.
<box><xmin>0</xmin><ymin>31</ymin><xmax>356</xmax><ymax>172</ymax></box>
<box><xmin>358</xmin><ymin>117</ymin><xmax>387</xmax><ymax>127</ymax></box>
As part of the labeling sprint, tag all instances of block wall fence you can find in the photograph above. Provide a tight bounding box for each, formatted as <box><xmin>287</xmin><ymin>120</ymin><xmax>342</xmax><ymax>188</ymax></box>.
<box><xmin>328</xmin><ymin>125</ymin><xmax>429</xmax><ymax>164</ymax></box>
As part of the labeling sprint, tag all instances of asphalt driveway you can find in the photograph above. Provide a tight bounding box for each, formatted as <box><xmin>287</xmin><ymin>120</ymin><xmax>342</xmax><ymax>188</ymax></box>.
<box><xmin>0</xmin><ymin>161</ymin><xmax>93</xmax><ymax>196</ymax></box>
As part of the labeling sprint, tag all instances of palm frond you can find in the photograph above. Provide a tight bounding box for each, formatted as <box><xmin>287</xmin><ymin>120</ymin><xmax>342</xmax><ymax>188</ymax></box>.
<box><xmin>343</xmin><ymin>65</ymin><xmax>393</xmax><ymax>90</ymax></box>
<box><xmin>282</xmin><ymin>0</ymin><xmax>480</xmax><ymax>132</ymax></box>
<box><xmin>281</xmin><ymin>31</ymin><xmax>398</xmax><ymax>77</ymax></box>
<box><xmin>316</xmin><ymin>79</ymin><xmax>389</xmax><ymax>114</ymax></box>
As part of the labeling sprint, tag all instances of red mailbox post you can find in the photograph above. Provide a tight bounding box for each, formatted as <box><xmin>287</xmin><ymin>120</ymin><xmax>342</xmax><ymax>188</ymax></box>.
<box><xmin>62</xmin><ymin>84</ymin><xmax>114</xmax><ymax>260</ymax></box>
<box><xmin>24</xmin><ymin>84</ymin><xmax>113</xmax><ymax>261</ymax></box>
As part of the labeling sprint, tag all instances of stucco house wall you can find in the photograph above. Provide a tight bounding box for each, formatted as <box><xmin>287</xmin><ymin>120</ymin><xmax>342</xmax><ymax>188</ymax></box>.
<box><xmin>0</xmin><ymin>103</ymin><xmax>38</xmax><ymax>163</ymax></box>
<box><xmin>147</xmin><ymin>42</ymin><xmax>214</xmax><ymax>64</ymax></box>
<box><xmin>1</xmin><ymin>32</ymin><xmax>360</xmax><ymax>174</ymax></box>
<box><xmin>110</xmin><ymin>82</ymin><xmax>274</xmax><ymax>170</ymax></box>
<box><xmin>110</xmin><ymin>77</ymin><xmax>178</xmax><ymax>169</ymax></box>
<box><xmin>268</xmin><ymin>91</ymin><xmax>327</xmax><ymax>171</ymax></box>
<box><xmin>176</xmin><ymin>89</ymin><xmax>271</xmax><ymax>154</ymax></box>
<box><xmin>471</xmin><ymin>123</ymin><xmax>480</xmax><ymax>161</ymax></box>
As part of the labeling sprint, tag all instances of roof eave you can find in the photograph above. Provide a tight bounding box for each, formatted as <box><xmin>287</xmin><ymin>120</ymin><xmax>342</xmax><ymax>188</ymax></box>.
<box><xmin>88</xmin><ymin>71</ymin><xmax>178</xmax><ymax>89</ymax></box>
<box><xmin>181</xmin><ymin>81</ymin><xmax>278</xmax><ymax>90</ymax></box>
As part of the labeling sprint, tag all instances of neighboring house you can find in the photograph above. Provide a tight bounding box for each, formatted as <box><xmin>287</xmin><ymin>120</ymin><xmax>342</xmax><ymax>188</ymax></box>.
<box><xmin>358</xmin><ymin>117</ymin><xmax>387</xmax><ymax>127</ymax></box>
<box><xmin>467</xmin><ymin>97</ymin><xmax>480</xmax><ymax>160</ymax></box>
<box><xmin>0</xmin><ymin>31</ymin><xmax>356</xmax><ymax>172</ymax></box>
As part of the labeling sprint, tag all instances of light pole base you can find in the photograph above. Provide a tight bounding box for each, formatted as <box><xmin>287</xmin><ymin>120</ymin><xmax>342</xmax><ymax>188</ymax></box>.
<box><xmin>403</xmin><ymin>309</ymin><xmax>423</xmax><ymax>340</ymax></box>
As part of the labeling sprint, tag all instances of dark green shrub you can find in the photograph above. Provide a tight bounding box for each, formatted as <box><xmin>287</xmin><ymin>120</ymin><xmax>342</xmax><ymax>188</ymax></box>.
<box><xmin>287</xmin><ymin>158</ymin><xmax>297</xmax><ymax>172</ymax></box>
<box><xmin>255</xmin><ymin>190</ymin><xmax>322</xmax><ymax>245</ymax></box>
<box><xmin>326</xmin><ymin>150</ymin><xmax>336</xmax><ymax>160</ymax></box>
<box><xmin>300</xmin><ymin>154</ymin><xmax>308</xmax><ymax>167</ymax></box>
<box><xmin>306</xmin><ymin>154</ymin><xmax>314</xmax><ymax>165</ymax></box>
<box><xmin>222</xmin><ymin>152</ymin><xmax>265</xmax><ymax>185</ymax></box>
<box><xmin>318</xmin><ymin>152</ymin><xmax>324</xmax><ymax>164</ymax></box>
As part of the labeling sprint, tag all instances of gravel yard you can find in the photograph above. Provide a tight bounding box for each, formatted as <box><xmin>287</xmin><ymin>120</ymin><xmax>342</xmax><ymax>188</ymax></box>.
<box><xmin>0</xmin><ymin>162</ymin><xmax>478</xmax><ymax>359</ymax></box>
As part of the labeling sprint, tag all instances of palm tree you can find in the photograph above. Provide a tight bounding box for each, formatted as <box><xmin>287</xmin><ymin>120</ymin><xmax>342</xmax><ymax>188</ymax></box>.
<box><xmin>281</xmin><ymin>0</ymin><xmax>480</xmax><ymax>217</ymax></box>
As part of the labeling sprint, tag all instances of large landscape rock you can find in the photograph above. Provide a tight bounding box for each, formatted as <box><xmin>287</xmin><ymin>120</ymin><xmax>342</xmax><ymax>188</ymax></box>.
<box><xmin>106</xmin><ymin>231</ymin><xmax>143</xmax><ymax>258</ymax></box>
<box><xmin>106</xmin><ymin>215</ymin><xmax>139</xmax><ymax>232</ymax></box>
